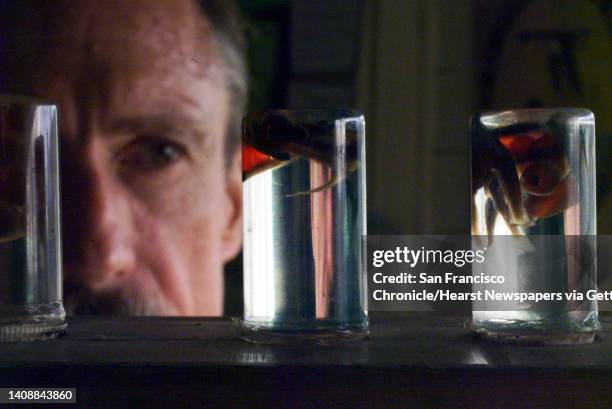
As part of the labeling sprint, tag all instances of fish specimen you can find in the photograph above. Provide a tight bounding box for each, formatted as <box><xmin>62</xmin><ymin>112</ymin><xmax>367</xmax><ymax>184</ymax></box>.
<box><xmin>242</xmin><ymin>110</ymin><xmax>360</xmax><ymax>196</ymax></box>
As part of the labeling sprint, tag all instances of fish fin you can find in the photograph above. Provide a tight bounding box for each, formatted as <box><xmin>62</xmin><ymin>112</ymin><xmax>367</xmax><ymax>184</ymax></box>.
<box><xmin>509</xmin><ymin>224</ymin><xmax>524</xmax><ymax>236</ymax></box>
<box><xmin>243</xmin><ymin>158</ymin><xmax>286</xmax><ymax>181</ymax></box>
<box><xmin>285</xmin><ymin>174</ymin><xmax>343</xmax><ymax>197</ymax></box>
<box><xmin>285</xmin><ymin>161</ymin><xmax>358</xmax><ymax>197</ymax></box>
<box><xmin>490</xmin><ymin>167</ymin><xmax>532</xmax><ymax>227</ymax></box>
<box><xmin>485</xmin><ymin>197</ymin><xmax>496</xmax><ymax>247</ymax></box>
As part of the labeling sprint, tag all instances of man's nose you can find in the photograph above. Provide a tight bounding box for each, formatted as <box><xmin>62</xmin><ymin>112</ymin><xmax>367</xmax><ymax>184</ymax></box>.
<box><xmin>61</xmin><ymin>144</ymin><xmax>137</xmax><ymax>291</ymax></box>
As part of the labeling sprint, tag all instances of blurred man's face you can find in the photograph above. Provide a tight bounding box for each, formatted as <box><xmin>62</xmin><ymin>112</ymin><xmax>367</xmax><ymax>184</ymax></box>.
<box><xmin>22</xmin><ymin>0</ymin><xmax>242</xmax><ymax>315</ymax></box>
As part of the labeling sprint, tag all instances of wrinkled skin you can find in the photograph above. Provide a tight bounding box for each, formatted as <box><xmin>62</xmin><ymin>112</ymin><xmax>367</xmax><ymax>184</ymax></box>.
<box><xmin>4</xmin><ymin>0</ymin><xmax>242</xmax><ymax>315</ymax></box>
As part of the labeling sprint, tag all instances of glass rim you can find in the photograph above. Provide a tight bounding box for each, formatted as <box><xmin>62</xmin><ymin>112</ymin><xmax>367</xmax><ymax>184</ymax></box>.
<box><xmin>243</xmin><ymin>108</ymin><xmax>364</xmax><ymax>121</ymax></box>
<box><xmin>0</xmin><ymin>94</ymin><xmax>56</xmax><ymax>107</ymax></box>
<box><xmin>474</xmin><ymin>107</ymin><xmax>593</xmax><ymax>118</ymax></box>
<box><xmin>473</xmin><ymin>107</ymin><xmax>594</xmax><ymax>129</ymax></box>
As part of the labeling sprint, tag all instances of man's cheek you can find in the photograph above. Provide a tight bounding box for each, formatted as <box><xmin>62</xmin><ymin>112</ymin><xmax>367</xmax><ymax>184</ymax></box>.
<box><xmin>137</xmin><ymin>176</ymin><xmax>229</xmax><ymax>264</ymax></box>
<box><xmin>141</xmin><ymin>207</ymin><xmax>224</xmax><ymax>315</ymax></box>
<box><xmin>130</xmin><ymin>211</ymin><xmax>197</xmax><ymax>313</ymax></box>
<box><xmin>125</xmin><ymin>168</ymin><xmax>207</xmax><ymax>217</ymax></box>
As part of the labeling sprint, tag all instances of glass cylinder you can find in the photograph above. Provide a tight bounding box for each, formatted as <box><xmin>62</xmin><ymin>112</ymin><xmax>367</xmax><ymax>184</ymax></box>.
<box><xmin>0</xmin><ymin>95</ymin><xmax>66</xmax><ymax>342</ymax></box>
<box><xmin>470</xmin><ymin>108</ymin><xmax>599</xmax><ymax>344</ymax></box>
<box><xmin>240</xmin><ymin>109</ymin><xmax>368</xmax><ymax>344</ymax></box>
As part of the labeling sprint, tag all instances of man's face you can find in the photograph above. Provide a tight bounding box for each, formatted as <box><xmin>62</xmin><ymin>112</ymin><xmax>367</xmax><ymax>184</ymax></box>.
<box><xmin>21</xmin><ymin>0</ymin><xmax>242</xmax><ymax>315</ymax></box>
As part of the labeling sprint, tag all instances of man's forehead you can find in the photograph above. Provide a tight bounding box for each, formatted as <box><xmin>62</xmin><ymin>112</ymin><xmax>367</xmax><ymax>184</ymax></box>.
<box><xmin>7</xmin><ymin>0</ymin><xmax>231</xmax><ymax>146</ymax></box>
<box><xmin>48</xmin><ymin>0</ymin><xmax>207</xmax><ymax>40</ymax></box>
<box><xmin>38</xmin><ymin>0</ymin><xmax>214</xmax><ymax>78</ymax></box>
<box><xmin>34</xmin><ymin>1</ymin><xmax>222</xmax><ymax>107</ymax></box>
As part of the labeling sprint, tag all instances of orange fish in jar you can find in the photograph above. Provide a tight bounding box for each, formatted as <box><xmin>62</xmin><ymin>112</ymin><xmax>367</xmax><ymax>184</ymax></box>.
<box><xmin>472</xmin><ymin>117</ymin><xmax>580</xmax><ymax>238</ymax></box>
<box><xmin>498</xmin><ymin>129</ymin><xmax>575</xmax><ymax>221</ymax></box>
<box><xmin>242</xmin><ymin>110</ymin><xmax>361</xmax><ymax>196</ymax></box>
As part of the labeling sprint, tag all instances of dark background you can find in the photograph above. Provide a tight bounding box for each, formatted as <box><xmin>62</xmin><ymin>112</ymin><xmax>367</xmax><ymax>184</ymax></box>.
<box><xmin>225</xmin><ymin>0</ymin><xmax>612</xmax><ymax>315</ymax></box>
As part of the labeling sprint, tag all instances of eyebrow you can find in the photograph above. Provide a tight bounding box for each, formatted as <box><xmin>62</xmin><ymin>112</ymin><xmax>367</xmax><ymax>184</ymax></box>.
<box><xmin>108</xmin><ymin>113</ymin><xmax>209</xmax><ymax>148</ymax></box>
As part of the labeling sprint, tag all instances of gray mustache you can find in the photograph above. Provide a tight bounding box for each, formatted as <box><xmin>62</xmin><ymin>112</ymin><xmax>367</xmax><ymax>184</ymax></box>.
<box><xmin>64</xmin><ymin>285</ymin><xmax>167</xmax><ymax>316</ymax></box>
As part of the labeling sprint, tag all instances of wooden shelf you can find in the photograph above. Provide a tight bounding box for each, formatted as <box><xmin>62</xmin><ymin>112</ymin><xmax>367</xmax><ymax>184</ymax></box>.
<box><xmin>1</xmin><ymin>313</ymin><xmax>610</xmax><ymax>407</ymax></box>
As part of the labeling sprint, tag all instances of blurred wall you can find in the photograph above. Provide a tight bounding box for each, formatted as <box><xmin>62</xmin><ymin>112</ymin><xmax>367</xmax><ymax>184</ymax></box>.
<box><xmin>356</xmin><ymin>0</ymin><xmax>611</xmax><ymax>235</ymax></box>
<box><xmin>357</xmin><ymin>0</ymin><xmax>475</xmax><ymax>235</ymax></box>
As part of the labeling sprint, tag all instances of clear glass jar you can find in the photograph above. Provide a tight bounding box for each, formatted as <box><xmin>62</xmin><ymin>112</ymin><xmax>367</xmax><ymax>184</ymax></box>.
<box><xmin>470</xmin><ymin>108</ymin><xmax>600</xmax><ymax>344</ymax></box>
<box><xmin>0</xmin><ymin>96</ymin><xmax>66</xmax><ymax>342</ymax></box>
<box><xmin>240</xmin><ymin>109</ymin><xmax>368</xmax><ymax>344</ymax></box>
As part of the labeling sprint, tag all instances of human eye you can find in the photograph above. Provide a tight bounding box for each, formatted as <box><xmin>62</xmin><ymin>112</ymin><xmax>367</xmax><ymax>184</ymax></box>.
<box><xmin>115</xmin><ymin>135</ymin><xmax>188</xmax><ymax>175</ymax></box>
